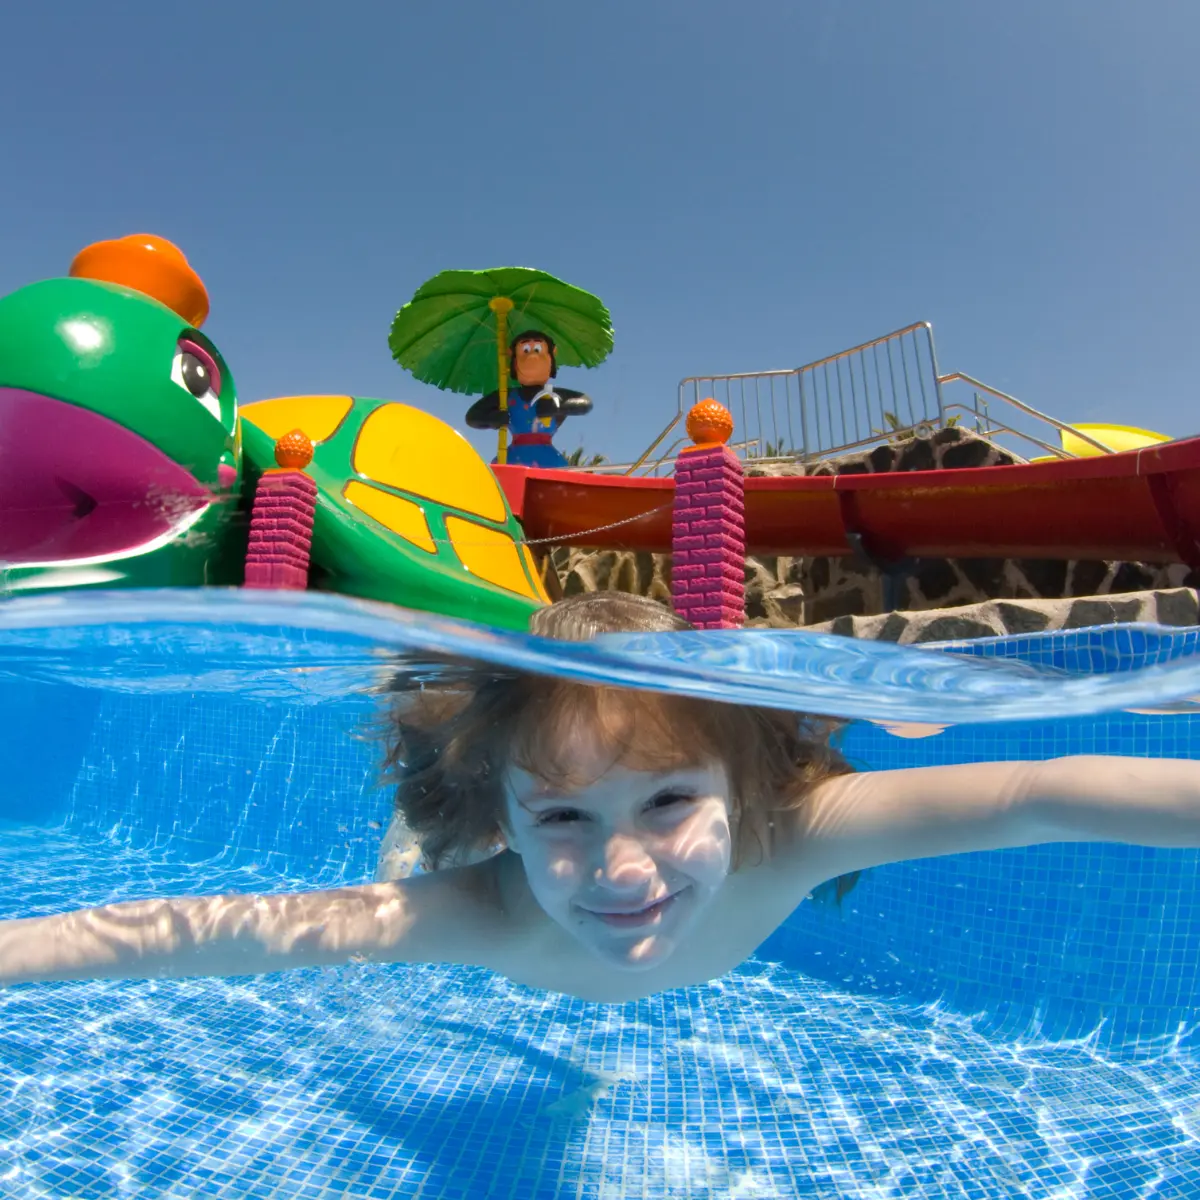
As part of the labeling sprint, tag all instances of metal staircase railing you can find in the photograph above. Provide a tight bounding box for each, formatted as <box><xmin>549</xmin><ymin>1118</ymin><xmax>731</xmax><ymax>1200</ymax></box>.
<box><xmin>604</xmin><ymin>323</ymin><xmax>1131</xmax><ymax>475</ymax></box>
<box><xmin>676</xmin><ymin>321</ymin><xmax>943</xmax><ymax>462</ymax></box>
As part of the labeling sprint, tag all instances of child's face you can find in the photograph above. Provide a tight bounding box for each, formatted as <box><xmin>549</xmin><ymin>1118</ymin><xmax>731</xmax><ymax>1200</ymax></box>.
<box><xmin>504</xmin><ymin>737</ymin><xmax>733</xmax><ymax>972</ymax></box>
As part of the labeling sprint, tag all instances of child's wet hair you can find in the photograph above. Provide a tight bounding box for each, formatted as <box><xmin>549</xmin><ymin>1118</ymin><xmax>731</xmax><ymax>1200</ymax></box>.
<box><xmin>380</xmin><ymin>593</ymin><xmax>856</xmax><ymax>891</ymax></box>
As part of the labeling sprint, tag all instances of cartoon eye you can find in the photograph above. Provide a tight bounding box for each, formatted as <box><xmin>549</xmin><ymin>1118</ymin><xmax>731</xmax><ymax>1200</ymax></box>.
<box><xmin>171</xmin><ymin>336</ymin><xmax>224</xmax><ymax>424</ymax></box>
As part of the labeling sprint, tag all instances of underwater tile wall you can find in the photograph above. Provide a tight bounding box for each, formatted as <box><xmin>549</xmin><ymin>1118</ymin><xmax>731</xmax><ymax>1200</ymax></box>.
<box><xmin>60</xmin><ymin>692</ymin><xmax>391</xmax><ymax>886</ymax></box>
<box><xmin>936</xmin><ymin>621</ymin><xmax>1200</xmax><ymax>672</ymax></box>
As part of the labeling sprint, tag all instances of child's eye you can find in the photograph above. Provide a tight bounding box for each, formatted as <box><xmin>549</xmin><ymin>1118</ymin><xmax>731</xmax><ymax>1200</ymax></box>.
<box><xmin>535</xmin><ymin>809</ymin><xmax>583</xmax><ymax>827</ymax></box>
<box><xmin>647</xmin><ymin>789</ymin><xmax>696</xmax><ymax>811</ymax></box>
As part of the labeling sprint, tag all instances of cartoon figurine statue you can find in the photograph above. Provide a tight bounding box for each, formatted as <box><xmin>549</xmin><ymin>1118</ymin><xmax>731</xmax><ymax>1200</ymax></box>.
<box><xmin>389</xmin><ymin>266</ymin><xmax>613</xmax><ymax>469</ymax></box>
<box><xmin>464</xmin><ymin>331</ymin><xmax>592</xmax><ymax>468</ymax></box>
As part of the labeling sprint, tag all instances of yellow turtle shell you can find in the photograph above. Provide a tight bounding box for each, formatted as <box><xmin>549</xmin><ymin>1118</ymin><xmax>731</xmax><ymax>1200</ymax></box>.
<box><xmin>240</xmin><ymin>395</ymin><xmax>548</xmax><ymax>629</ymax></box>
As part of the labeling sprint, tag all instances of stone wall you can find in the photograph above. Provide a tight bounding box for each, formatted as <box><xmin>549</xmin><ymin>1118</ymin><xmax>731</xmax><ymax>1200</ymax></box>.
<box><xmin>796</xmin><ymin>554</ymin><xmax>1191</xmax><ymax>626</ymax></box>
<box><xmin>549</xmin><ymin>547</ymin><xmax>673</xmax><ymax>605</ymax></box>
<box><xmin>807</xmin><ymin>587</ymin><xmax>1200</xmax><ymax>643</ymax></box>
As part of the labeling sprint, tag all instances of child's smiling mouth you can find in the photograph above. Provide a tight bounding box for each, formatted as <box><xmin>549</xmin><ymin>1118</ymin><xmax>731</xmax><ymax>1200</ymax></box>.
<box><xmin>580</xmin><ymin>889</ymin><xmax>686</xmax><ymax>928</ymax></box>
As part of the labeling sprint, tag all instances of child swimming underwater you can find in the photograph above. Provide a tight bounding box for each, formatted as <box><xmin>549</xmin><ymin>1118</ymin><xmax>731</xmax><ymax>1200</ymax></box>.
<box><xmin>2</xmin><ymin>592</ymin><xmax>1200</xmax><ymax>1003</ymax></box>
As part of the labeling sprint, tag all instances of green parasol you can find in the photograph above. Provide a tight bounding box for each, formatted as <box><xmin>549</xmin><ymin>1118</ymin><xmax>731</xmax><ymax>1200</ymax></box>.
<box><xmin>388</xmin><ymin>267</ymin><xmax>613</xmax><ymax>464</ymax></box>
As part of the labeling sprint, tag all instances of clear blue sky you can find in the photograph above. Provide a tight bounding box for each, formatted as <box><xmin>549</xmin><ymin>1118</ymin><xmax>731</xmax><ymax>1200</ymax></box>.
<box><xmin>2</xmin><ymin>1</ymin><xmax>1197</xmax><ymax>465</ymax></box>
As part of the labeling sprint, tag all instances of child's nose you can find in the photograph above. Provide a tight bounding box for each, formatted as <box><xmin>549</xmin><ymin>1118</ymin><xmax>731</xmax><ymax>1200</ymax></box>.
<box><xmin>595</xmin><ymin>833</ymin><xmax>656</xmax><ymax>887</ymax></box>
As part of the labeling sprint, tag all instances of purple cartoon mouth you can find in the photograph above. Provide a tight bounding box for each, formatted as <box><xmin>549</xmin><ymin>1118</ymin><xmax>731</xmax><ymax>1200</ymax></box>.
<box><xmin>0</xmin><ymin>387</ymin><xmax>213</xmax><ymax>563</ymax></box>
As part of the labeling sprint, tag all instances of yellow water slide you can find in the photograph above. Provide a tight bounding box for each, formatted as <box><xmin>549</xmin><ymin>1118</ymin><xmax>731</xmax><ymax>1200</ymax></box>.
<box><xmin>1060</xmin><ymin>422</ymin><xmax>1170</xmax><ymax>457</ymax></box>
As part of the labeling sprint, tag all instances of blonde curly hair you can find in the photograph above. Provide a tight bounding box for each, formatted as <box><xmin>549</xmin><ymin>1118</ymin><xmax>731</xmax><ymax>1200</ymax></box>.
<box><xmin>380</xmin><ymin>594</ymin><xmax>856</xmax><ymax>891</ymax></box>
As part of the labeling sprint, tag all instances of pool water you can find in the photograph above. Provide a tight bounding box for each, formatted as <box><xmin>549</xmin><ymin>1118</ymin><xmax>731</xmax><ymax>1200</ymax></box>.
<box><xmin>0</xmin><ymin>594</ymin><xmax>1197</xmax><ymax>1198</ymax></box>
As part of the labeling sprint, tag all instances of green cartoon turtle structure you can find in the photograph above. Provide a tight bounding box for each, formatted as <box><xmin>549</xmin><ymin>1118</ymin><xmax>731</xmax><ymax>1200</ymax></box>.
<box><xmin>0</xmin><ymin>235</ymin><xmax>548</xmax><ymax>630</ymax></box>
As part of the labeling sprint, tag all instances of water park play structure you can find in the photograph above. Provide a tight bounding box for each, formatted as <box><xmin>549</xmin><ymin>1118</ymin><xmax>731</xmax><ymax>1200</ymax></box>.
<box><xmin>1</xmin><ymin>234</ymin><xmax>1196</xmax><ymax>632</ymax></box>
<box><xmin>0</xmin><ymin>236</ymin><xmax>549</xmax><ymax>631</ymax></box>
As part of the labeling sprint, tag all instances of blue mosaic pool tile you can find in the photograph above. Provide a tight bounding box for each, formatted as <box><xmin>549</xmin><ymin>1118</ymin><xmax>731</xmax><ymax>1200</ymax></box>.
<box><xmin>933</xmin><ymin>620</ymin><xmax>1200</xmax><ymax>673</ymax></box>
<box><xmin>57</xmin><ymin>692</ymin><xmax>392</xmax><ymax>886</ymax></box>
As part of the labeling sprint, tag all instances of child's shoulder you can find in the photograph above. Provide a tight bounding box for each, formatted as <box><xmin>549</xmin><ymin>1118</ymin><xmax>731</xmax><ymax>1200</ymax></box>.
<box><xmin>366</xmin><ymin>853</ymin><xmax>534</xmax><ymax>974</ymax></box>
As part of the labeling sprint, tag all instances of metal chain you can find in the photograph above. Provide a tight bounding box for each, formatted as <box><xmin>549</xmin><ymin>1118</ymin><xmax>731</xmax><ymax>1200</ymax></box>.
<box><xmin>409</xmin><ymin>502</ymin><xmax>674</xmax><ymax>549</ymax></box>
<box><xmin>518</xmin><ymin>502</ymin><xmax>674</xmax><ymax>548</ymax></box>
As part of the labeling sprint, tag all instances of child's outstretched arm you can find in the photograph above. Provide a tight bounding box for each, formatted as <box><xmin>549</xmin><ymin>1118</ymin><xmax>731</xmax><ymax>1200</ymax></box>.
<box><xmin>788</xmin><ymin>756</ymin><xmax>1200</xmax><ymax>882</ymax></box>
<box><xmin>0</xmin><ymin>858</ymin><xmax>515</xmax><ymax>988</ymax></box>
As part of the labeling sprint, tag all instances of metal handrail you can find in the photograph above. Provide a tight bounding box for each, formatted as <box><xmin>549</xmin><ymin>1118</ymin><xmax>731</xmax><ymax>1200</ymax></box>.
<box><xmin>941</xmin><ymin>404</ymin><xmax>1071</xmax><ymax>460</ymax></box>
<box><xmin>587</xmin><ymin>438</ymin><xmax>763</xmax><ymax>477</ymax></box>
<box><xmin>675</xmin><ymin>321</ymin><xmax>944</xmax><ymax>461</ymax></box>
<box><xmin>936</xmin><ymin>372</ymin><xmax>1114</xmax><ymax>455</ymax></box>
<box><xmin>790</xmin><ymin>422</ymin><xmax>936</xmax><ymax>464</ymax></box>
<box><xmin>624</xmin><ymin>411</ymin><xmax>682</xmax><ymax>476</ymax></box>
<box><xmin>617</xmin><ymin>327</ymin><xmax>1121</xmax><ymax>477</ymax></box>
<box><xmin>676</xmin><ymin>321</ymin><xmax>937</xmax><ymax>402</ymax></box>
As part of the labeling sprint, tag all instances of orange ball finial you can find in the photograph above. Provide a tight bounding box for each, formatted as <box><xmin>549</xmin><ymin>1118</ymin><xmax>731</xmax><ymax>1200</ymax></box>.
<box><xmin>686</xmin><ymin>398</ymin><xmax>734</xmax><ymax>447</ymax></box>
<box><xmin>69</xmin><ymin>234</ymin><xmax>210</xmax><ymax>327</ymax></box>
<box><xmin>274</xmin><ymin>429</ymin><xmax>314</xmax><ymax>470</ymax></box>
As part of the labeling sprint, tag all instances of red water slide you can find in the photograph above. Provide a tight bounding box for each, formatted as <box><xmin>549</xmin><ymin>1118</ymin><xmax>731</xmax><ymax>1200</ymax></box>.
<box><xmin>493</xmin><ymin>437</ymin><xmax>1200</xmax><ymax>567</ymax></box>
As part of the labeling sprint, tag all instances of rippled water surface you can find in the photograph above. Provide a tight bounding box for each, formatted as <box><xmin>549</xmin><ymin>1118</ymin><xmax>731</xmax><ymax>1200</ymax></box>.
<box><xmin>4</xmin><ymin>588</ymin><xmax>1200</xmax><ymax>718</ymax></box>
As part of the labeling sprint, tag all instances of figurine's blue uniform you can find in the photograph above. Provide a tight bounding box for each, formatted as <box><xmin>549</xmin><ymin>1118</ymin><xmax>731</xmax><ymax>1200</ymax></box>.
<box><xmin>466</xmin><ymin>384</ymin><xmax>593</xmax><ymax>468</ymax></box>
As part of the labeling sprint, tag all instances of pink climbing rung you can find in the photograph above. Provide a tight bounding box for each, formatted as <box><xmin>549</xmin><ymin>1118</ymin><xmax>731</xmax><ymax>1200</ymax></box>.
<box><xmin>671</xmin><ymin>439</ymin><xmax>746</xmax><ymax>629</ymax></box>
<box><xmin>244</xmin><ymin>470</ymin><xmax>318</xmax><ymax>590</ymax></box>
